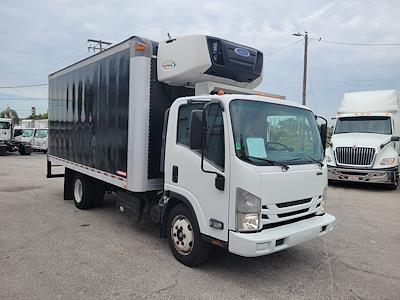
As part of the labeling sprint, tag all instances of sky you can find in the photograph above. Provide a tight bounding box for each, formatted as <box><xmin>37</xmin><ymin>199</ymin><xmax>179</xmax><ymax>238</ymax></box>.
<box><xmin>0</xmin><ymin>0</ymin><xmax>399</xmax><ymax>120</ymax></box>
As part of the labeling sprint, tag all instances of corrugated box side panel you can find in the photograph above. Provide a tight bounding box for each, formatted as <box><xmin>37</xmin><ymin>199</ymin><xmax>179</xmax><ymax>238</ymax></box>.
<box><xmin>48</xmin><ymin>48</ymin><xmax>130</xmax><ymax>176</ymax></box>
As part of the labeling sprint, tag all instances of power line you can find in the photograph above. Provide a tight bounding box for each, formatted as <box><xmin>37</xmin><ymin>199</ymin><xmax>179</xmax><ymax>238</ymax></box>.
<box><xmin>0</xmin><ymin>83</ymin><xmax>48</xmax><ymax>89</ymax></box>
<box><xmin>0</xmin><ymin>96</ymin><xmax>48</xmax><ymax>100</ymax></box>
<box><xmin>311</xmin><ymin>38</ymin><xmax>400</xmax><ymax>46</ymax></box>
<box><xmin>265</xmin><ymin>39</ymin><xmax>303</xmax><ymax>56</ymax></box>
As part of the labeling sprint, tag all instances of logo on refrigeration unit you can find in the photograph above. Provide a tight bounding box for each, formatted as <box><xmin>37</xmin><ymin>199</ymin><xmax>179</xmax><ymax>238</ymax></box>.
<box><xmin>161</xmin><ymin>61</ymin><xmax>176</xmax><ymax>70</ymax></box>
<box><xmin>234</xmin><ymin>47</ymin><xmax>251</xmax><ymax>57</ymax></box>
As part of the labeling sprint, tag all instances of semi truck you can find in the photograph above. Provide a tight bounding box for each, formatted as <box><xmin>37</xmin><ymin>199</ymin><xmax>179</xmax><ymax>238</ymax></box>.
<box><xmin>0</xmin><ymin>118</ymin><xmax>32</xmax><ymax>155</ymax></box>
<box><xmin>326</xmin><ymin>90</ymin><xmax>400</xmax><ymax>189</ymax></box>
<box><xmin>47</xmin><ymin>34</ymin><xmax>335</xmax><ymax>266</ymax></box>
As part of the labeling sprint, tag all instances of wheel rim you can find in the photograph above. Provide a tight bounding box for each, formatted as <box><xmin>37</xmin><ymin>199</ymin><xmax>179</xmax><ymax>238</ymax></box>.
<box><xmin>74</xmin><ymin>179</ymin><xmax>83</xmax><ymax>203</ymax></box>
<box><xmin>171</xmin><ymin>215</ymin><xmax>194</xmax><ymax>255</ymax></box>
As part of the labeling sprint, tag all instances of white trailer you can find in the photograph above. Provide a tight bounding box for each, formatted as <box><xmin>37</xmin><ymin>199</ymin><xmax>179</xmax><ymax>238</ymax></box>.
<box><xmin>47</xmin><ymin>34</ymin><xmax>335</xmax><ymax>266</ymax></box>
<box><xmin>21</xmin><ymin>119</ymin><xmax>35</xmax><ymax>128</ymax></box>
<box><xmin>326</xmin><ymin>90</ymin><xmax>400</xmax><ymax>189</ymax></box>
<box><xmin>34</xmin><ymin>119</ymin><xmax>48</xmax><ymax>129</ymax></box>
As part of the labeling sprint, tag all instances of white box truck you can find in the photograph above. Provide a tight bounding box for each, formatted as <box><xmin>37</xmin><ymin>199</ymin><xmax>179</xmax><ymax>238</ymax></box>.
<box><xmin>47</xmin><ymin>34</ymin><xmax>335</xmax><ymax>266</ymax></box>
<box><xmin>0</xmin><ymin>118</ymin><xmax>33</xmax><ymax>155</ymax></box>
<box><xmin>32</xmin><ymin>128</ymin><xmax>48</xmax><ymax>153</ymax></box>
<box><xmin>326</xmin><ymin>90</ymin><xmax>400</xmax><ymax>189</ymax></box>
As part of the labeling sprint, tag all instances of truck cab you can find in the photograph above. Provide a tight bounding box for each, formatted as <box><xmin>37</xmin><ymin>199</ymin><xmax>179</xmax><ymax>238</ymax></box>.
<box><xmin>0</xmin><ymin>118</ymin><xmax>12</xmax><ymax>142</ymax></box>
<box><xmin>161</xmin><ymin>93</ymin><xmax>335</xmax><ymax>263</ymax></box>
<box><xmin>20</xmin><ymin>128</ymin><xmax>35</xmax><ymax>144</ymax></box>
<box><xmin>326</xmin><ymin>90</ymin><xmax>400</xmax><ymax>189</ymax></box>
<box><xmin>32</xmin><ymin>128</ymin><xmax>48</xmax><ymax>152</ymax></box>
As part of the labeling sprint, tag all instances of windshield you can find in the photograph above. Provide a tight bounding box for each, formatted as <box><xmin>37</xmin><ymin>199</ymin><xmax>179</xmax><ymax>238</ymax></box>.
<box><xmin>335</xmin><ymin>116</ymin><xmax>392</xmax><ymax>134</ymax></box>
<box><xmin>22</xmin><ymin>129</ymin><xmax>34</xmax><ymax>137</ymax></box>
<box><xmin>230</xmin><ymin>100</ymin><xmax>324</xmax><ymax>166</ymax></box>
<box><xmin>0</xmin><ymin>121</ymin><xmax>10</xmax><ymax>129</ymax></box>
<box><xmin>35</xmin><ymin>129</ymin><xmax>48</xmax><ymax>138</ymax></box>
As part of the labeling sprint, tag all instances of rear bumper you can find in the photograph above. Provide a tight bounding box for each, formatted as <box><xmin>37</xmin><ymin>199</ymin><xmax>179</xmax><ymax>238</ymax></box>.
<box><xmin>328</xmin><ymin>166</ymin><xmax>398</xmax><ymax>184</ymax></box>
<box><xmin>228</xmin><ymin>213</ymin><xmax>335</xmax><ymax>257</ymax></box>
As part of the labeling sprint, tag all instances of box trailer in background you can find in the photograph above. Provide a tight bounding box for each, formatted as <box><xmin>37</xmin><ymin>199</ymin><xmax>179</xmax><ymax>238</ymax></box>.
<box><xmin>48</xmin><ymin>34</ymin><xmax>335</xmax><ymax>266</ymax></box>
<box><xmin>326</xmin><ymin>90</ymin><xmax>400</xmax><ymax>189</ymax></box>
<box><xmin>34</xmin><ymin>119</ymin><xmax>48</xmax><ymax>129</ymax></box>
<box><xmin>21</xmin><ymin>119</ymin><xmax>35</xmax><ymax>128</ymax></box>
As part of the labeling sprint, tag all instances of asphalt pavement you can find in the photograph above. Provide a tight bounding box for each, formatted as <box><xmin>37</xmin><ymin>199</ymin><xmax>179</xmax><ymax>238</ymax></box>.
<box><xmin>0</xmin><ymin>153</ymin><xmax>399</xmax><ymax>299</ymax></box>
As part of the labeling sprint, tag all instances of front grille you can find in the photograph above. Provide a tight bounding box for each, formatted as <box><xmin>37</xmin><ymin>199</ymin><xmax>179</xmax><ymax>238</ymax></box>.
<box><xmin>335</xmin><ymin>147</ymin><xmax>375</xmax><ymax>166</ymax></box>
<box><xmin>276</xmin><ymin>198</ymin><xmax>312</xmax><ymax>208</ymax></box>
<box><xmin>263</xmin><ymin>213</ymin><xmax>316</xmax><ymax>230</ymax></box>
<box><xmin>278</xmin><ymin>208</ymin><xmax>309</xmax><ymax>218</ymax></box>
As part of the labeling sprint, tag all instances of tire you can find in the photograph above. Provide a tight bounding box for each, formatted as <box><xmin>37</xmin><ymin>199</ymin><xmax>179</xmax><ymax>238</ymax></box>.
<box><xmin>0</xmin><ymin>146</ymin><xmax>7</xmax><ymax>156</ymax></box>
<box><xmin>19</xmin><ymin>145</ymin><xmax>32</xmax><ymax>155</ymax></box>
<box><xmin>73</xmin><ymin>173</ymin><xmax>94</xmax><ymax>209</ymax></box>
<box><xmin>167</xmin><ymin>204</ymin><xmax>211</xmax><ymax>267</ymax></box>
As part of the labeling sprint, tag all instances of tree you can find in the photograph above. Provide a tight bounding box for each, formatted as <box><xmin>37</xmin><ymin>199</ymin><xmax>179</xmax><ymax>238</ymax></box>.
<box><xmin>27</xmin><ymin>112</ymin><xmax>48</xmax><ymax>120</ymax></box>
<box><xmin>0</xmin><ymin>107</ymin><xmax>19</xmax><ymax>124</ymax></box>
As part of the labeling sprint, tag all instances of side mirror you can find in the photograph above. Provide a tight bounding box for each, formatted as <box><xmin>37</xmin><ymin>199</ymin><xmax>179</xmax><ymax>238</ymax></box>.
<box><xmin>189</xmin><ymin>110</ymin><xmax>203</xmax><ymax>150</ymax></box>
<box><xmin>380</xmin><ymin>136</ymin><xmax>400</xmax><ymax>149</ymax></box>
<box><xmin>316</xmin><ymin>115</ymin><xmax>328</xmax><ymax>151</ymax></box>
<box><xmin>391</xmin><ymin>136</ymin><xmax>400</xmax><ymax>142</ymax></box>
<box><xmin>319</xmin><ymin>123</ymin><xmax>327</xmax><ymax>151</ymax></box>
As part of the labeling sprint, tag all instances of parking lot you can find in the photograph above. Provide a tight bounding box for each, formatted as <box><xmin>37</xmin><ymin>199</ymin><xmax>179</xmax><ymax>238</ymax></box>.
<box><xmin>0</xmin><ymin>154</ymin><xmax>399</xmax><ymax>299</ymax></box>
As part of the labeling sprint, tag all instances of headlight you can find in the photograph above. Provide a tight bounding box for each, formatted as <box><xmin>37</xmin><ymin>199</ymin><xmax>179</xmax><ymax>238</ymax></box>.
<box><xmin>379</xmin><ymin>158</ymin><xmax>396</xmax><ymax>165</ymax></box>
<box><xmin>236</xmin><ymin>188</ymin><xmax>261</xmax><ymax>232</ymax></box>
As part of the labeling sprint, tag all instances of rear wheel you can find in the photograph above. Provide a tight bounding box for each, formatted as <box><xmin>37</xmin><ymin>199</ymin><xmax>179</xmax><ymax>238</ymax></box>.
<box><xmin>0</xmin><ymin>146</ymin><xmax>7</xmax><ymax>156</ymax></box>
<box><xmin>19</xmin><ymin>145</ymin><xmax>32</xmax><ymax>155</ymax></box>
<box><xmin>167</xmin><ymin>204</ymin><xmax>211</xmax><ymax>267</ymax></box>
<box><xmin>73</xmin><ymin>173</ymin><xmax>94</xmax><ymax>209</ymax></box>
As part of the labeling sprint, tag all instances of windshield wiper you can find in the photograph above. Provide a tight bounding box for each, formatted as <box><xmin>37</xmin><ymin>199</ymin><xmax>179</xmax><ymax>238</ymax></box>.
<box><xmin>237</xmin><ymin>134</ymin><xmax>289</xmax><ymax>170</ymax></box>
<box><xmin>238</xmin><ymin>154</ymin><xmax>290</xmax><ymax>171</ymax></box>
<box><xmin>287</xmin><ymin>156</ymin><xmax>324</xmax><ymax>167</ymax></box>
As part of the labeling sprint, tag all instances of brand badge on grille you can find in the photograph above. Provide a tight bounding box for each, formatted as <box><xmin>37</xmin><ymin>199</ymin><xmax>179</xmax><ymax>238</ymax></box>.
<box><xmin>352</xmin><ymin>145</ymin><xmax>357</xmax><ymax>150</ymax></box>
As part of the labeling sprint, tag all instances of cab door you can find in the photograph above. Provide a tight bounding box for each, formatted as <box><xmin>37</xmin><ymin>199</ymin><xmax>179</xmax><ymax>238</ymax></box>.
<box><xmin>165</xmin><ymin>100</ymin><xmax>230</xmax><ymax>242</ymax></box>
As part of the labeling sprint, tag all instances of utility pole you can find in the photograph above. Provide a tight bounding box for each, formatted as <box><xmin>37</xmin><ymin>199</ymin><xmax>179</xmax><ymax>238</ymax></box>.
<box><xmin>87</xmin><ymin>39</ymin><xmax>112</xmax><ymax>53</ymax></box>
<box><xmin>292</xmin><ymin>31</ymin><xmax>309</xmax><ymax>106</ymax></box>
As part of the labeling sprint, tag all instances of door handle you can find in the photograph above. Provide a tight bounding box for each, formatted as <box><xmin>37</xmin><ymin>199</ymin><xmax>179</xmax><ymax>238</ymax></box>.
<box><xmin>172</xmin><ymin>165</ymin><xmax>178</xmax><ymax>183</ymax></box>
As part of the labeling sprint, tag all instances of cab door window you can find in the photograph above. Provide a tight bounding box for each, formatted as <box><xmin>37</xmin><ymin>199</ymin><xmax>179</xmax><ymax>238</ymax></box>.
<box><xmin>204</xmin><ymin>103</ymin><xmax>225</xmax><ymax>170</ymax></box>
<box><xmin>177</xmin><ymin>102</ymin><xmax>225</xmax><ymax>170</ymax></box>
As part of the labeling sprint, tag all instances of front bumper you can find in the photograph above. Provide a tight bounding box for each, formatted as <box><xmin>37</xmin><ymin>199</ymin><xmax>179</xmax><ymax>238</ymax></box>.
<box><xmin>228</xmin><ymin>213</ymin><xmax>335</xmax><ymax>257</ymax></box>
<box><xmin>328</xmin><ymin>166</ymin><xmax>398</xmax><ymax>184</ymax></box>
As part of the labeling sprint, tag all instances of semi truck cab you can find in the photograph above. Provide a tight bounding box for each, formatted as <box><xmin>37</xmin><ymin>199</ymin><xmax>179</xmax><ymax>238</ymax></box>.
<box><xmin>0</xmin><ymin>118</ymin><xmax>12</xmax><ymax>141</ymax></box>
<box><xmin>326</xmin><ymin>90</ymin><xmax>400</xmax><ymax>189</ymax></box>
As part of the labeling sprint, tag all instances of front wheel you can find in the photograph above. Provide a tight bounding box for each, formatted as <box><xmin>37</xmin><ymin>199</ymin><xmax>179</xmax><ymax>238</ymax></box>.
<box><xmin>167</xmin><ymin>204</ymin><xmax>211</xmax><ymax>267</ymax></box>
